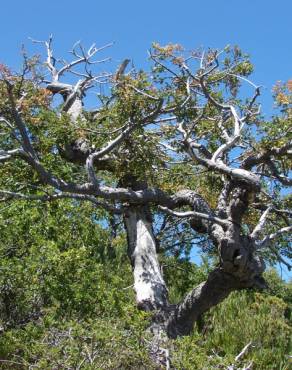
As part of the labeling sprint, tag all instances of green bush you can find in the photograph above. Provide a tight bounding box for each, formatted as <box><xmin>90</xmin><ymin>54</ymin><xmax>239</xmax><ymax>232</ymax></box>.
<box><xmin>0</xmin><ymin>200</ymin><xmax>291</xmax><ymax>369</ymax></box>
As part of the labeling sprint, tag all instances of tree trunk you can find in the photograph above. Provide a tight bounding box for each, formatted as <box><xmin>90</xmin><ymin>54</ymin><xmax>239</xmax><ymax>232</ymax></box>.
<box><xmin>65</xmin><ymin>96</ymin><xmax>83</xmax><ymax>122</ymax></box>
<box><xmin>124</xmin><ymin>206</ymin><xmax>169</xmax><ymax>311</ymax></box>
<box><xmin>165</xmin><ymin>235</ymin><xmax>266</xmax><ymax>338</ymax></box>
<box><xmin>46</xmin><ymin>82</ymin><xmax>83</xmax><ymax>122</ymax></box>
<box><xmin>165</xmin><ymin>268</ymin><xmax>239</xmax><ymax>338</ymax></box>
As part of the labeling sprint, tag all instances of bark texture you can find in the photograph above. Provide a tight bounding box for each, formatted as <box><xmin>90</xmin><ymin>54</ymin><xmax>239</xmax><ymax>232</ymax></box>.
<box><xmin>124</xmin><ymin>206</ymin><xmax>169</xmax><ymax>311</ymax></box>
<box><xmin>166</xmin><ymin>269</ymin><xmax>236</xmax><ymax>337</ymax></box>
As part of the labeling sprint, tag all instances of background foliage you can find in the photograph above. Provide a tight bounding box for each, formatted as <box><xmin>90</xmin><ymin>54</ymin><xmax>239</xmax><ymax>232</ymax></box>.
<box><xmin>0</xmin><ymin>199</ymin><xmax>290</xmax><ymax>369</ymax></box>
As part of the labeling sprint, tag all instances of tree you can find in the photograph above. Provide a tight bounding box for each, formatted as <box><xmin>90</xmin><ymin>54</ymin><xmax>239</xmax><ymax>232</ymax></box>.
<box><xmin>0</xmin><ymin>37</ymin><xmax>291</xmax><ymax>347</ymax></box>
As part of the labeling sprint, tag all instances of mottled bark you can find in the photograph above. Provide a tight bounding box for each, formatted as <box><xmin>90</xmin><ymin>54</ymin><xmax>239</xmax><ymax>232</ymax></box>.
<box><xmin>124</xmin><ymin>206</ymin><xmax>168</xmax><ymax>310</ymax></box>
<box><xmin>163</xmin><ymin>221</ymin><xmax>266</xmax><ymax>338</ymax></box>
<box><xmin>47</xmin><ymin>82</ymin><xmax>84</xmax><ymax>122</ymax></box>
<box><xmin>65</xmin><ymin>95</ymin><xmax>83</xmax><ymax>122</ymax></box>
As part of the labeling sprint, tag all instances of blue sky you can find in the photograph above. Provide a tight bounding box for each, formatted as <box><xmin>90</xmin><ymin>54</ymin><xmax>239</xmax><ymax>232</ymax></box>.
<box><xmin>1</xmin><ymin>0</ymin><xmax>291</xmax><ymax>117</ymax></box>
<box><xmin>1</xmin><ymin>0</ymin><xmax>291</xmax><ymax>278</ymax></box>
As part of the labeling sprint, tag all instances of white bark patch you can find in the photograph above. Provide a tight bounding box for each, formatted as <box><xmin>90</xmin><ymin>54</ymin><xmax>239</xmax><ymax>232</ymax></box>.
<box><xmin>125</xmin><ymin>208</ymin><xmax>168</xmax><ymax>310</ymax></box>
<box><xmin>67</xmin><ymin>98</ymin><xmax>83</xmax><ymax>122</ymax></box>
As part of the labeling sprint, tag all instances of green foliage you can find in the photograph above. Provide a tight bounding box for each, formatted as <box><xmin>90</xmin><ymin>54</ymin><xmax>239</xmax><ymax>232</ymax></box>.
<box><xmin>0</xmin><ymin>200</ymin><xmax>156</xmax><ymax>369</ymax></box>
<box><xmin>0</xmin><ymin>199</ymin><xmax>291</xmax><ymax>369</ymax></box>
<box><xmin>173</xmin><ymin>289</ymin><xmax>291</xmax><ymax>370</ymax></box>
<box><xmin>0</xmin><ymin>314</ymin><xmax>154</xmax><ymax>369</ymax></box>
<box><xmin>162</xmin><ymin>256</ymin><xmax>209</xmax><ymax>303</ymax></box>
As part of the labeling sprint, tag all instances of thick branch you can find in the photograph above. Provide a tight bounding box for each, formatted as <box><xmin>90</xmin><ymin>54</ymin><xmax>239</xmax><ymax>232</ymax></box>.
<box><xmin>242</xmin><ymin>142</ymin><xmax>292</xmax><ymax>171</ymax></box>
<box><xmin>166</xmin><ymin>269</ymin><xmax>244</xmax><ymax>338</ymax></box>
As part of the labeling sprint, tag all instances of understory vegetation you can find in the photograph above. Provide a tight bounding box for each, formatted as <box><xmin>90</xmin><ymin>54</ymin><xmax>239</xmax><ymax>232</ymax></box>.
<box><xmin>0</xmin><ymin>201</ymin><xmax>291</xmax><ymax>369</ymax></box>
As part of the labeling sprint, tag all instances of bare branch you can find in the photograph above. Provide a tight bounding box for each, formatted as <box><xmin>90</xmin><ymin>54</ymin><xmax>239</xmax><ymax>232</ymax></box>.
<box><xmin>226</xmin><ymin>73</ymin><xmax>259</xmax><ymax>89</ymax></box>
<box><xmin>127</xmin><ymin>84</ymin><xmax>160</xmax><ymax>101</ymax></box>
<box><xmin>258</xmin><ymin>225</ymin><xmax>292</xmax><ymax>248</ymax></box>
<box><xmin>149</xmin><ymin>50</ymin><xmax>180</xmax><ymax>79</ymax></box>
<box><xmin>216</xmin><ymin>180</ymin><xmax>232</xmax><ymax>218</ymax></box>
<box><xmin>178</xmin><ymin>123</ymin><xmax>261</xmax><ymax>189</ymax></box>
<box><xmin>0</xmin><ymin>148</ymin><xmax>23</xmax><ymax>162</ymax></box>
<box><xmin>158</xmin><ymin>205</ymin><xmax>230</xmax><ymax>226</ymax></box>
<box><xmin>211</xmin><ymin>133</ymin><xmax>240</xmax><ymax>162</ymax></box>
<box><xmin>242</xmin><ymin>142</ymin><xmax>292</xmax><ymax>170</ymax></box>
<box><xmin>266</xmin><ymin>159</ymin><xmax>292</xmax><ymax>186</ymax></box>
<box><xmin>58</xmin><ymin>42</ymin><xmax>113</xmax><ymax>78</ymax></box>
<box><xmin>85</xmin><ymin>99</ymin><xmax>163</xmax><ymax>184</ymax></box>
<box><xmin>235</xmin><ymin>341</ymin><xmax>252</xmax><ymax>362</ymax></box>
<box><xmin>30</xmin><ymin>35</ymin><xmax>58</xmax><ymax>80</ymax></box>
<box><xmin>114</xmin><ymin>59</ymin><xmax>130</xmax><ymax>81</ymax></box>
<box><xmin>5</xmin><ymin>83</ymin><xmax>37</xmax><ymax>158</ymax></box>
<box><xmin>251</xmin><ymin>206</ymin><xmax>272</xmax><ymax>240</ymax></box>
<box><xmin>0</xmin><ymin>190</ymin><xmax>123</xmax><ymax>214</ymax></box>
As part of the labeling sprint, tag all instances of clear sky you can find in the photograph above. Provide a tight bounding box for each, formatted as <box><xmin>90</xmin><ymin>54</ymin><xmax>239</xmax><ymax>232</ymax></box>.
<box><xmin>1</xmin><ymin>0</ymin><xmax>291</xmax><ymax>116</ymax></box>
<box><xmin>1</xmin><ymin>0</ymin><xmax>291</xmax><ymax>278</ymax></box>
